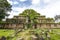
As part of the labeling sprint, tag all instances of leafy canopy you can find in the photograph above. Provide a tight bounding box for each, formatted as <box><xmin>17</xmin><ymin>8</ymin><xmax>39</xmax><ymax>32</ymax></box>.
<box><xmin>19</xmin><ymin>9</ymin><xmax>40</xmax><ymax>28</ymax></box>
<box><xmin>0</xmin><ymin>0</ymin><xmax>12</xmax><ymax>21</ymax></box>
<box><xmin>19</xmin><ymin>9</ymin><xmax>40</xmax><ymax>20</ymax></box>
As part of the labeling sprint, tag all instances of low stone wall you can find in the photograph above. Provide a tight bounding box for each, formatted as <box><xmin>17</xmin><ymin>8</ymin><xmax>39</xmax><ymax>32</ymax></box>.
<box><xmin>36</xmin><ymin>23</ymin><xmax>60</xmax><ymax>29</ymax></box>
<box><xmin>0</xmin><ymin>23</ymin><xmax>60</xmax><ymax>29</ymax></box>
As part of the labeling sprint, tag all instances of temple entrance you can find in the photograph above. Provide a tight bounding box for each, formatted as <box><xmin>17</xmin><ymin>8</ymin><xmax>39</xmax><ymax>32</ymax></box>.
<box><xmin>34</xmin><ymin>24</ymin><xmax>37</xmax><ymax>29</ymax></box>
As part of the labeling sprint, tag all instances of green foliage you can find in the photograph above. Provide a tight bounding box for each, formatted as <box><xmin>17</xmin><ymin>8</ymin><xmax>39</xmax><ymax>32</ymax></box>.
<box><xmin>0</xmin><ymin>0</ymin><xmax>12</xmax><ymax>21</ymax></box>
<box><xmin>0</xmin><ymin>29</ymin><xmax>60</xmax><ymax>40</ymax></box>
<box><xmin>0</xmin><ymin>29</ymin><xmax>14</xmax><ymax>37</ymax></box>
<box><xmin>19</xmin><ymin>9</ymin><xmax>40</xmax><ymax>19</ymax></box>
<box><xmin>19</xmin><ymin>9</ymin><xmax>40</xmax><ymax>28</ymax></box>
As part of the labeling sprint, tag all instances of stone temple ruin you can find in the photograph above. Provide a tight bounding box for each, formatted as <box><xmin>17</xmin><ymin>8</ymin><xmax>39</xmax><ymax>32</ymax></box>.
<box><xmin>0</xmin><ymin>10</ymin><xmax>60</xmax><ymax>29</ymax></box>
<box><xmin>0</xmin><ymin>15</ymin><xmax>60</xmax><ymax>29</ymax></box>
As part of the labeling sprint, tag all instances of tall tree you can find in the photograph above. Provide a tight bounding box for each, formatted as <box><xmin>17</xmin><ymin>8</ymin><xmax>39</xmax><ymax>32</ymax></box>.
<box><xmin>54</xmin><ymin>15</ymin><xmax>60</xmax><ymax>22</ymax></box>
<box><xmin>19</xmin><ymin>9</ymin><xmax>40</xmax><ymax>20</ymax></box>
<box><xmin>0</xmin><ymin>0</ymin><xmax>12</xmax><ymax>21</ymax></box>
<box><xmin>19</xmin><ymin>9</ymin><xmax>40</xmax><ymax>28</ymax></box>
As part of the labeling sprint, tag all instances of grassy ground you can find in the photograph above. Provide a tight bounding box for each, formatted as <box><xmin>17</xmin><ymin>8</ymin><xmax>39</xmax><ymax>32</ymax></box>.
<box><xmin>0</xmin><ymin>29</ymin><xmax>60</xmax><ymax>40</ymax></box>
<box><xmin>18</xmin><ymin>29</ymin><xmax>60</xmax><ymax>40</ymax></box>
<box><xmin>0</xmin><ymin>29</ymin><xmax>14</xmax><ymax>37</ymax></box>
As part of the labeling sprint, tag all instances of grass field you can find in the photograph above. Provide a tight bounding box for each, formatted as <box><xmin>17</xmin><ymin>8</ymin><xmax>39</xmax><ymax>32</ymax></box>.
<box><xmin>0</xmin><ymin>29</ymin><xmax>60</xmax><ymax>40</ymax></box>
<box><xmin>0</xmin><ymin>29</ymin><xmax>14</xmax><ymax>37</ymax></box>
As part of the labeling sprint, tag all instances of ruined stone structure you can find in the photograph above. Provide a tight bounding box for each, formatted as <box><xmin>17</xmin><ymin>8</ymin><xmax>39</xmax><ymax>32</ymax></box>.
<box><xmin>0</xmin><ymin>14</ymin><xmax>60</xmax><ymax>29</ymax></box>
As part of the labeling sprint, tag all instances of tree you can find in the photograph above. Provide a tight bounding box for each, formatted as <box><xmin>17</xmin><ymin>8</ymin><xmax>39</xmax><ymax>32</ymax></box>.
<box><xmin>0</xmin><ymin>0</ymin><xmax>12</xmax><ymax>21</ymax></box>
<box><xmin>19</xmin><ymin>9</ymin><xmax>40</xmax><ymax>20</ymax></box>
<box><xmin>54</xmin><ymin>15</ymin><xmax>60</xmax><ymax>22</ymax></box>
<box><xmin>19</xmin><ymin>9</ymin><xmax>40</xmax><ymax>28</ymax></box>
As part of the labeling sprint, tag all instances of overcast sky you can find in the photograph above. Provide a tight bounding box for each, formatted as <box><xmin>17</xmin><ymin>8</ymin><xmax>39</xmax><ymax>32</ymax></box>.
<box><xmin>7</xmin><ymin>0</ymin><xmax>60</xmax><ymax>18</ymax></box>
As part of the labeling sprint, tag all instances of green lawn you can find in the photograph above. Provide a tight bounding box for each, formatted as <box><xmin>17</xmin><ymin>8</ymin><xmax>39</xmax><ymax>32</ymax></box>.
<box><xmin>0</xmin><ymin>29</ymin><xmax>14</xmax><ymax>37</ymax></box>
<box><xmin>0</xmin><ymin>29</ymin><xmax>60</xmax><ymax>40</ymax></box>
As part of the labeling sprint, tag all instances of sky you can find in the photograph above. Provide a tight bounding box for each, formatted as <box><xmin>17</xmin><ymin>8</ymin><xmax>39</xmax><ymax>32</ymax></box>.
<box><xmin>7</xmin><ymin>0</ymin><xmax>60</xmax><ymax>18</ymax></box>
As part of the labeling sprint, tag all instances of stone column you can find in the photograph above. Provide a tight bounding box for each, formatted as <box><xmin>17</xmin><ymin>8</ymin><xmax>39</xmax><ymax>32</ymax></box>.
<box><xmin>24</xmin><ymin>24</ymin><xmax>27</xmax><ymax>29</ymax></box>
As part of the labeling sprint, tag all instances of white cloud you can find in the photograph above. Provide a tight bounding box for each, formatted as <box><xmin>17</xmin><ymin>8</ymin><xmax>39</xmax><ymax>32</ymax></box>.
<box><xmin>7</xmin><ymin>0</ymin><xmax>13</xmax><ymax>5</ymax></box>
<box><xmin>8</xmin><ymin>7</ymin><xmax>27</xmax><ymax>18</ymax></box>
<box><xmin>43</xmin><ymin>0</ymin><xmax>59</xmax><ymax>5</ymax></box>
<box><xmin>32</xmin><ymin>0</ymin><xmax>40</xmax><ymax>5</ymax></box>
<box><xmin>8</xmin><ymin>0</ymin><xmax>60</xmax><ymax>18</ymax></box>
<box><xmin>40</xmin><ymin>0</ymin><xmax>60</xmax><ymax>18</ymax></box>
<box><xmin>12</xmin><ymin>7</ymin><xmax>27</xmax><ymax>13</ymax></box>
<box><xmin>8</xmin><ymin>12</ymin><xmax>14</xmax><ymax>18</ymax></box>
<box><xmin>19</xmin><ymin>0</ymin><xmax>27</xmax><ymax>2</ymax></box>
<box><xmin>7</xmin><ymin>0</ymin><xmax>18</xmax><ymax>5</ymax></box>
<box><xmin>13</xmin><ymin>1</ymin><xmax>19</xmax><ymax>4</ymax></box>
<box><xmin>30</xmin><ymin>0</ymin><xmax>60</xmax><ymax>18</ymax></box>
<box><xmin>43</xmin><ymin>0</ymin><xmax>50</xmax><ymax>3</ymax></box>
